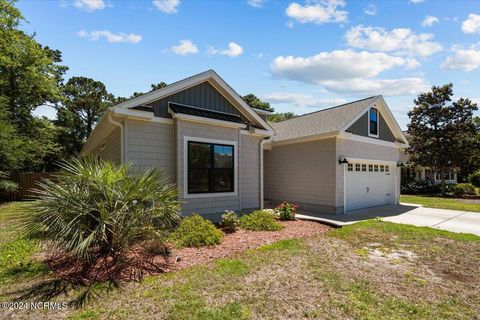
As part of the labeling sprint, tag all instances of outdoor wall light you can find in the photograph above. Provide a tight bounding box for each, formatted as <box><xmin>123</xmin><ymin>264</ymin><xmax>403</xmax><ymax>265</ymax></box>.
<box><xmin>339</xmin><ymin>156</ymin><xmax>348</xmax><ymax>164</ymax></box>
<box><xmin>397</xmin><ymin>161</ymin><xmax>405</xmax><ymax>167</ymax></box>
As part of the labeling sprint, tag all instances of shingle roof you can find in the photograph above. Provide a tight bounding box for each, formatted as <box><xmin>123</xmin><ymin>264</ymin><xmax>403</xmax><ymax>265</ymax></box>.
<box><xmin>169</xmin><ymin>103</ymin><xmax>245</xmax><ymax>123</ymax></box>
<box><xmin>270</xmin><ymin>96</ymin><xmax>379</xmax><ymax>142</ymax></box>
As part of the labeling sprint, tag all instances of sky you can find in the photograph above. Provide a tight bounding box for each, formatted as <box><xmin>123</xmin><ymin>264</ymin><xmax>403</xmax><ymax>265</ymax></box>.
<box><xmin>19</xmin><ymin>0</ymin><xmax>480</xmax><ymax>129</ymax></box>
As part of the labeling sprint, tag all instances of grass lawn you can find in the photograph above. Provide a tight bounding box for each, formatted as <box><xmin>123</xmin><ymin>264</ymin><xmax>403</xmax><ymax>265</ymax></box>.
<box><xmin>401</xmin><ymin>194</ymin><xmax>480</xmax><ymax>212</ymax></box>
<box><xmin>1</xmin><ymin>202</ymin><xmax>479</xmax><ymax>319</ymax></box>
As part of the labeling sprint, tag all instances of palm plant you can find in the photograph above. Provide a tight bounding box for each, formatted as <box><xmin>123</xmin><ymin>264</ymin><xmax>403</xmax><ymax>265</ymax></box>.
<box><xmin>23</xmin><ymin>157</ymin><xmax>180</xmax><ymax>265</ymax></box>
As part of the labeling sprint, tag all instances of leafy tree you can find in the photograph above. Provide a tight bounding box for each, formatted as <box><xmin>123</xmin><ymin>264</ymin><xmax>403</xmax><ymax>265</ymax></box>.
<box><xmin>56</xmin><ymin>77</ymin><xmax>115</xmax><ymax>153</ymax></box>
<box><xmin>407</xmin><ymin>84</ymin><xmax>479</xmax><ymax>195</ymax></box>
<box><xmin>114</xmin><ymin>82</ymin><xmax>168</xmax><ymax>104</ymax></box>
<box><xmin>242</xmin><ymin>94</ymin><xmax>274</xmax><ymax>112</ymax></box>
<box><xmin>268</xmin><ymin>112</ymin><xmax>298</xmax><ymax>123</ymax></box>
<box><xmin>0</xmin><ymin>0</ymin><xmax>67</xmax><ymax>131</ymax></box>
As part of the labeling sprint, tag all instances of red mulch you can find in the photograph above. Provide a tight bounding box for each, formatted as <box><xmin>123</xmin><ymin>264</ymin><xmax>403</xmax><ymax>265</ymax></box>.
<box><xmin>46</xmin><ymin>220</ymin><xmax>332</xmax><ymax>283</ymax></box>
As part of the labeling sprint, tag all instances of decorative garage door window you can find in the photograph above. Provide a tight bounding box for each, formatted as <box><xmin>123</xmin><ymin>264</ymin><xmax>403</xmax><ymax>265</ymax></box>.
<box><xmin>347</xmin><ymin>162</ymin><xmax>391</xmax><ymax>173</ymax></box>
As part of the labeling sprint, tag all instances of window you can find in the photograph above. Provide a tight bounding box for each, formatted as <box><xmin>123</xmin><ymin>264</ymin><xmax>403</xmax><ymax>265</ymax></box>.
<box><xmin>374</xmin><ymin>165</ymin><xmax>379</xmax><ymax>172</ymax></box>
<box><xmin>347</xmin><ymin>163</ymin><xmax>353</xmax><ymax>171</ymax></box>
<box><xmin>187</xmin><ymin>141</ymin><xmax>234</xmax><ymax>194</ymax></box>
<box><xmin>355</xmin><ymin>164</ymin><xmax>361</xmax><ymax>171</ymax></box>
<box><xmin>380</xmin><ymin>165</ymin><xmax>384</xmax><ymax>172</ymax></box>
<box><xmin>385</xmin><ymin>165</ymin><xmax>389</xmax><ymax>173</ymax></box>
<box><xmin>362</xmin><ymin>164</ymin><xmax>367</xmax><ymax>172</ymax></box>
<box><xmin>368</xmin><ymin>164</ymin><xmax>373</xmax><ymax>172</ymax></box>
<box><xmin>369</xmin><ymin>107</ymin><xmax>378</xmax><ymax>136</ymax></box>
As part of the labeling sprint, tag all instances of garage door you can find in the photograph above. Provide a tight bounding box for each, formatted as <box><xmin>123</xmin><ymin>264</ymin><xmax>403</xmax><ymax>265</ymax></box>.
<box><xmin>345</xmin><ymin>162</ymin><xmax>395</xmax><ymax>211</ymax></box>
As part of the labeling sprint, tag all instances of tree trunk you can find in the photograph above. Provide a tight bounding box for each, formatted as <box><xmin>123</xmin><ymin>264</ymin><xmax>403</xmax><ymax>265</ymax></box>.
<box><xmin>441</xmin><ymin>172</ymin><xmax>446</xmax><ymax>197</ymax></box>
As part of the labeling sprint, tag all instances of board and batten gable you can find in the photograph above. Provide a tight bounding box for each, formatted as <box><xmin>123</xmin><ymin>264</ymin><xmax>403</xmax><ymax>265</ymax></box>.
<box><xmin>147</xmin><ymin>81</ymin><xmax>248</xmax><ymax>122</ymax></box>
<box><xmin>345</xmin><ymin>111</ymin><xmax>396</xmax><ymax>142</ymax></box>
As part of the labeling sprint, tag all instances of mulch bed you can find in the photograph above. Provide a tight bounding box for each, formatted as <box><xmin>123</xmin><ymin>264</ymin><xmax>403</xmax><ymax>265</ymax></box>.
<box><xmin>164</xmin><ymin>220</ymin><xmax>332</xmax><ymax>271</ymax></box>
<box><xmin>45</xmin><ymin>220</ymin><xmax>332</xmax><ymax>284</ymax></box>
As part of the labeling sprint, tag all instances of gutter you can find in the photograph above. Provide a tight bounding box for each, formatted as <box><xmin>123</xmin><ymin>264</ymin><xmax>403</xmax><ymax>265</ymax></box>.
<box><xmin>259</xmin><ymin>136</ymin><xmax>273</xmax><ymax>210</ymax></box>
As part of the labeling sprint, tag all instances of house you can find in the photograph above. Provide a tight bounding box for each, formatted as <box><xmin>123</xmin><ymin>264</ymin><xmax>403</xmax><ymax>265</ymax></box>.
<box><xmin>400</xmin><ymin>131</ymin><xmax>458</xmax><ymax>185</ymax></box>
<box><xmin>82</xmin><ymin>70</ymin><xmax>408</xmax><ymax>220</ymax></box>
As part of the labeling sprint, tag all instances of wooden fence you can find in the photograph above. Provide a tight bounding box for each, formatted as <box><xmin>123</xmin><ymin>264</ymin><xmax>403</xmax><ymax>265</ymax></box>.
<box><xmin>3</xmin><ymin>172</ymin><xmax>55</xmax><ymax>201</ymax></box>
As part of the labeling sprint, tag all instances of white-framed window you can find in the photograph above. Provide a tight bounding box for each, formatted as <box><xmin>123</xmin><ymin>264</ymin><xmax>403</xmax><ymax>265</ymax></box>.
<box><xmin>385</xmin><ymin>165</ymin><xmax>390</xmax><ymax>173</ymax></box>
<box><xmin>361</xmin><ymin>164</ymin><xmax>367</xmax><ymax>172</ymax></box>
<box><xmin>368</xmin><ymin>164</ymin><xmax>373</xmax><ymax>172</ymax></box>
<box><xmin>380</xmin><ymin>165</ymin><xmax>385</xmax><ymax>172</ymax></box>
<box><xmin>355</xmin><ymin>164</ymin><xmax>361</xmax><ymax>171</ymax></box>
<box><xmin>374</xmin><ymin>165</ymin><xmax>379</xmax><ymax>172</ymax></box>
<box><xmin>347</xmin><ymin>163</ymin><xmax>353</xmax><ymax>171</ymax></box>
<box><xmin>368</xmin><ymin>107</ymin><xmax>379</xmax><ymax>138</ymax></box>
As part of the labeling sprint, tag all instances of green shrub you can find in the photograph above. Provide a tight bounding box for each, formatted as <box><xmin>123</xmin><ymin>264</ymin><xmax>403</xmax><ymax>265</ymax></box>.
<box><xmin>276</xmin><ymin>201</ymin><xmax>298</xmax><ymax>221</ymax></box>
<box><xmin>452</xmin><ymin>183</ymin><xmax>477</xmax><ymax>197</ymax></box>
<box><xmin>170</xmin><ymin>214</ymin><xmax>223</xmax><ymax>247</ymax></box>
<box><xmin>468</xmin><ymin>171</ymin><xmax>480</xmax><ymax>188</ymax></box>
<box><xmin>23</xmin><ymin>157</ymin><xmax>180</xmax><ymax>263</ymax></box>
<box><xmin>239</xmin><ymin>210</ymin><xmax>283</xmax><ymax>231</ymax></box>
<box><xmin>220</xmin><ymin>210</ymin><xmax>240</xmax><ymax>233</ymax></box>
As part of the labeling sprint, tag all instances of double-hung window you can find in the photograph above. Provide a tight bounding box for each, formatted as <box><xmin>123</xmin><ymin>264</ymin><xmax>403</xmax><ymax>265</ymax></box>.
<box><xmin>187</xmin><ymin>141</ymin><xmax>234</xmax><ymax>194</ymax></box>
<box><xmin>369</xmin><ymin>107</ymin><xmax>379</xmax><ymax>137</ymax></box>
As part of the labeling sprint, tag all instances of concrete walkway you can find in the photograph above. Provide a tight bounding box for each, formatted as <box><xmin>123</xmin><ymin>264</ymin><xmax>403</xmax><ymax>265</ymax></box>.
<box><xmin>296</xmin><ymin>203</ymin><xmax>480</xmax><ymax>235</ymax></box>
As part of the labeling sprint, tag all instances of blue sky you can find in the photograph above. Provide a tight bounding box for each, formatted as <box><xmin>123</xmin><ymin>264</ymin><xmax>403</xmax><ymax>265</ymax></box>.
<box><xmin>19</xmin><ymin>0</ymin><xmax>480</xmax><ymax>129</ymax></box>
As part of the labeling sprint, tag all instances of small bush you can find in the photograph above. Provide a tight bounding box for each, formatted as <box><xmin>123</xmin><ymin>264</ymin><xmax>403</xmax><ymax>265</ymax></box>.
<box><xmin>220</xmin><ymin>210</ymin><xmax>240</xmax><ymax>233</ymax></box>
<box><xmin>276</xmin><ymin>201</ymin><xmax>298</xmax><ymax>221</ymax></box>
<box><xmin>469</xmin><ymin>171</ymin><xmax>480</xmax><ymax>188</ymax></box>
<box><xmin>239</xmin><ymin>210</ymin><xmax>283</xmax><ymax>231</ymax></box>
<box><xmin>452</xmin><ymin>183</ymin><xmax>477</xmax><ymax>197</ymax></box>
<box><xmin>170</xmin><ymin>214</ymin><xmax>223</xmax><ymax>248</ymax></box>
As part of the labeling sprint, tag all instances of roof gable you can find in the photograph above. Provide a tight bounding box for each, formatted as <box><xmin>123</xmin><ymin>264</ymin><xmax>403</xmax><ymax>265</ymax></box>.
<box><xmin>113</xmin><ymin>70</ymin><xmax>272</xmax><ymax>131</ymax></box>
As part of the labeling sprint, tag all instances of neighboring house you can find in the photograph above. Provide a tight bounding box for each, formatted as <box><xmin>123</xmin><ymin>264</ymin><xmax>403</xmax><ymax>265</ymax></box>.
<box><xmin>400</xmin><ymin>131</ymin><xmax>458</xmax><ymax>185</ymax></box>
<box><xmin>82</xmin><ymin>70</ymin><xmax>408</xmax><ymax>219</ymax></box>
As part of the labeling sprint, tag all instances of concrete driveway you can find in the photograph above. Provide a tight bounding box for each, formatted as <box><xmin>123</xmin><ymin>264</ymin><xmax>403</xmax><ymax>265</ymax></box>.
<box><xmin>296</xmin><ymin>204</ymin><xmax>480</xmax><ymax>235</ymax></box>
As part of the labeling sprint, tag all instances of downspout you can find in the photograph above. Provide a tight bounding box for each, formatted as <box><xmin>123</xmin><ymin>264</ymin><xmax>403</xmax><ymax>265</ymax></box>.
<box><xmin>107</xmin><ymin>110</ymin><xmax>125</xmax><ymax>162</ymax></box>
<box><xmin>259</xmin><ymin>136</ymin><xmax>272</xmax><ymax>210</ymax></box>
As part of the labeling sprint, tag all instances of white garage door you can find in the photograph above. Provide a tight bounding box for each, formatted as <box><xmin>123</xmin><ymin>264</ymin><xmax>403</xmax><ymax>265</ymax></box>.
<box><xmin>345</xmin><ymin>162</ymin><xmax>396</xmax><ymax>212</ymax></box>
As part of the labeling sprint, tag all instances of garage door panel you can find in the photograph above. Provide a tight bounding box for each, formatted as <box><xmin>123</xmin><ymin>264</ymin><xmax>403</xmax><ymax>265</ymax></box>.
<box><xmin>345</xmin><ymin>162</ymin><xmax>395</xmax><ymax>211</ymax></box>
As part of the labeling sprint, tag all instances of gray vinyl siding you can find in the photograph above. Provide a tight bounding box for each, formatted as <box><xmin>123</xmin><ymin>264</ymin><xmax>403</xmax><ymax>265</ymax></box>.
<box><xmin>91</xmin><ymin>127</ymin><xmax>121</xmax><ymax>164</ymax></box>
<box><xmin>240</xmin><ymin>134</ymin><xmax>261</xmax><ymax>209</ymax></box>
<box><xmin>264</xmin><ymin>138</ymin><xmax>339</xmax><ymax>214</ymax></box>
<box><xmin>176</xmin><ymin>119</ymin><xmax>261</xmax><ymax>220</ymax></box>
<box><xmin>149</xmin><ymin>81</ymin><xmax>247</xmax><ymax>121</ymax></box>
<box><xmin>335</xmin><ymin>137</ymin><xmax>401</xmax><ymax>207</ymax></box>
<box><xmin>346</xmin><ymin>111</ymin><xmax>396</xmax><ymax>142</ymax></box>
<box><xmin>124</xmin><ymin>119</ymin><xmax>174</xmax><ymax>181</ymax></box>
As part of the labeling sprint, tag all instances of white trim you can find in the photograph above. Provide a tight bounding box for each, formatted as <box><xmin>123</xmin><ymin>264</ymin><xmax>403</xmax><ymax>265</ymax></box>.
<box><xmin>367</xmin><ymin>107</ymin><xmax>379</xmax><ymax>138</ymax></box>
<box><xmin>170</xmin><ymin>111</ymin><xmax>247</xmax><ymax>129</ymax></box>
<box><xmin>259</xmin><ymin>136</ymin><xmax>272</xmax><ymax>209</ymax></box>
<box><xmin>345</xmin><ymin>157</ymin><xmax>397</xmax><ymax>165</ymax></box>
<box><xmin>252</xmin><ymin>107</ymin><xmax>273</xmax><ymax>115</ymax></box>
<box><xmin>112</xmin><ymin>69</ymin><xmax>272</xmax><ymax>131</ymax></box>
<box><xmin>182</xmin><ymin>136</ymin><xmax>238</xmax><ymax>199</ymax></box>
<box><xmin>272</xmin><ymin>131</ymin><xmax>339</xmax><ymax>146</ymax></box>
<box><xmin>338</xmin><ymin>132</ymin><xmax>405</xmax><ymax>148</ymax></box>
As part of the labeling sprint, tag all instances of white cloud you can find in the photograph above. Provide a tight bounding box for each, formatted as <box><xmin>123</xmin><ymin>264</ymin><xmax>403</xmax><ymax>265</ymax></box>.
<box><xmin>345</xmin><ymin>25</ymin><xmax>442</xmax><ymax>57</ymax></box>
<box><xmin>422</xmin><ymin>15</ymin><xmax>439</xmax><ymax>27</ymax></box>
<box><xmin>77</xmin><ymin>30</ymin><xmax>142</xmax><ymax>43</ymax></box>
<box><xmin>262</xmin><ymin>92</ymin><xmax>346</xmax><ymax>108</ymax></box>
<box><xmin>409</xmin><ymin>0</ymin><xmax>424</xmax><ymax>3</ymax></box>
<box><xmin>152</xmin><ymin>0</ymin><xmax>180</xmax><ymax>13</ymax></box>
<box><xmin>170</xmin><ymin>40</ymin><xmax>198</xmax><ymax>55</ymax></box>
<box><xmin>364</xmin><ymin>4</ymin><xmax>377</xmax><ymax>16</ymax></box>
<box><xmin>322</xmin><ymin>78</ymin><xmax>429</xmax><ymax>96</ymax></box>
<box><xmin>270</xmin><ymin>49</ymin><xmax>408</xmax><ymax>84</ymax></box>
<box><xmin>285</xmin><ymin>0</ymin><xmax>348</xmax><ymax>25</ymax></box>
<box><xmin>208</xmin><ymin>42</ymin><xmax>244</xmax><ymax>57</ymax></box>
<box><xmin>247</xmin><ymin>0</ymin><xmax>265</xmax><ymax>8</ymax></box>
<box><xmin>74</xmin><ymin>0</ymin><xmax>105</xmax><ymax>11</ymax></box>
<box><xmin>441</xmin><ymin>46</ymin><xmax>480</xmax><ymax>71</ymax></box>
<box><xmin>462</xmin><ymin>13</ymin><xmax>480</xmax><ymax>34</ymax></box>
